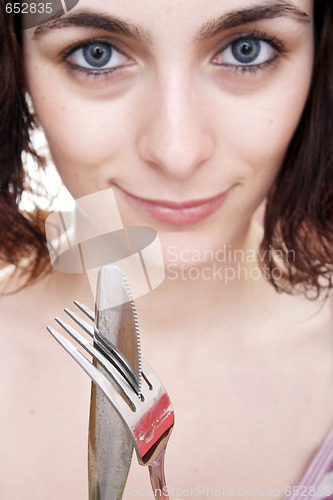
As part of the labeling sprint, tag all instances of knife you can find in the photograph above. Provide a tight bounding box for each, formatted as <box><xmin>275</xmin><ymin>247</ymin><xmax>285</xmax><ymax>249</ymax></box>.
<box><xmin>88</xmin><ymin>264</ymin><xmax>142</xmax><ymax>500</ymax></box>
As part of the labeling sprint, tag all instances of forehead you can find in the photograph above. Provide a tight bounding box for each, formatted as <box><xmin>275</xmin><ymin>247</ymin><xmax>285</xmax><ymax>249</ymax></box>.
<box><xmin>32</xmin><ymin>0</ymin><xmax>314</xmax><ymax>41</ymax></box>
<box><xmin>71</xmin><ymin>0</ymin><xmax>313</xmax><ymax>21</ymax></box>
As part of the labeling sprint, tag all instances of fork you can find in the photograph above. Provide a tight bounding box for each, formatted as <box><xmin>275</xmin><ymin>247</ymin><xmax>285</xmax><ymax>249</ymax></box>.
<box><xmin>47</xmin><ymin>302</ymin><xmax>174</xmax><ymax>500</ymax></box>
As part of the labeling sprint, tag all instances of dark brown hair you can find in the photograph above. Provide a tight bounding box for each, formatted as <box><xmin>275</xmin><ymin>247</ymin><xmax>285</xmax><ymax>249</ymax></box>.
<box><xmin>260</xmin><ymin>0</ymin><xmax>333</xmax><ymax>297</ymax></box>
<box><xmin>0</xmin><ymin>0</ymin><xmax>49</xmax><ymax>285</ymax></box>
<box><xmin>0</xmin><ymin>0</ymin><xmax>332</xmax><ymax>295</ymax></box>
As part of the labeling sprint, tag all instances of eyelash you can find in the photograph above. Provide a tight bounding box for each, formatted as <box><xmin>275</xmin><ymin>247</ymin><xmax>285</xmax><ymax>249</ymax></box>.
<box><xmin>60</xmin><ymin>30</ymin><xmax>286</xmax><ymax>79</ymax></box>
<box><xmin>60</xmin><ymin>37</ymin><xmax>130</xmax><ymax>77</ymax></box>
<box><xmin>212</xmin><ymin>30</ymin><xmax>286</xmax><ymax>74</ymax></box>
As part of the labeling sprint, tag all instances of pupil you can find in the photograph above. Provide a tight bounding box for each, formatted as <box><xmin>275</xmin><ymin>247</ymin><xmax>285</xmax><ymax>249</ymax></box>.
<box><xmin>241</xmin><ymin>43</ymin><xmax>254</xmax><ymax>55</ymax></box>
<box><xmin>92</xmin><ymin>47</ymin><xmax>105</xmax><ymax>60</ymax></box>
<box><xmin>83</xmin><ymin>42</ymin><xmax>112</xmax><ymax>68</ymax></box>
<box><xmin>232</xmin><ymin>39</ymin><xmax>261</xmax><ymax>64</ymax></box>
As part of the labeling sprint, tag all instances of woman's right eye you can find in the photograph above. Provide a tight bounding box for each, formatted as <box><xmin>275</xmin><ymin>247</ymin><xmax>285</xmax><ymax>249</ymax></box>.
<box><xmin>66</xmin><ymin>41</ymin><xmax>132</xmax><ymax>73</ymax></box>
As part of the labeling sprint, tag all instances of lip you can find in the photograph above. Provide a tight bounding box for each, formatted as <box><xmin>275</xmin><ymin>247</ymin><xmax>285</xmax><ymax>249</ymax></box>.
<box><xmin>118</xmin><ymin>188</ymin><xmax>229</xmax><ymax>224</ymax></box>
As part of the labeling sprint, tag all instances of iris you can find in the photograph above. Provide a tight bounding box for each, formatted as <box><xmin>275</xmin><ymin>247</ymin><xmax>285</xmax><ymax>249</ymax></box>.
<box><xmin>231</xmin><ymin>39</ymin><xmax>261</xmax><ymax>64</ymax></box>
<box><xmin>82</xmin><ymin>43</ymin><xmax>112</xmax><ymax>68</ymax></box>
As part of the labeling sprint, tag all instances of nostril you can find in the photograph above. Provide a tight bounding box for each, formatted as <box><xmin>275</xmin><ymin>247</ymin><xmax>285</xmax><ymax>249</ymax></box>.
<box><xmin>138</xmin><ymin>129</ymin><xmax>215</xmax><ymax>181</ymax></box>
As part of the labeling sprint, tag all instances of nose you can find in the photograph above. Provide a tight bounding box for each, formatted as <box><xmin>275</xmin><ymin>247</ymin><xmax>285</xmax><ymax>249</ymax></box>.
<box><xmin>137</xmin><ymin>74</ymin><xmax>215</xmax><ymax>181</ymax></box>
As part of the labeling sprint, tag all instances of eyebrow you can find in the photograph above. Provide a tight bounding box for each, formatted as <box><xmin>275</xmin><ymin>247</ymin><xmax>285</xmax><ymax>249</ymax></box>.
<box><xmin>33</xmin><ymin>10</ymin><xmax>150</xmax><ymax>42</ymax></box>
<box><xmin>198</xmin><ymin>0</ymin><xmax>310</xmax><ymax>39</ymax></box>
<box><xmin>33</xmin><ymin>1</ymin><xmax>310</xmax><ymax>43</ymax></box>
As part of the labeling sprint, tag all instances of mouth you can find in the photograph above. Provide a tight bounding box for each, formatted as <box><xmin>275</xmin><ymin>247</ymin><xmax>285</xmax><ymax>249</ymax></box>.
<box><xmin>118</xmin><ymin>187</ymin><xmax>229</xmax><ymax>224</ymax></box>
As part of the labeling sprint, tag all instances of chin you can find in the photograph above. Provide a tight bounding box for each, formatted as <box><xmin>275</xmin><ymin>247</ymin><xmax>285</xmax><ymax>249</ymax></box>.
<box><xmin>158</xmin><ymin>227</ymin><xmax>230</xmax><ymax>267</ymax></box>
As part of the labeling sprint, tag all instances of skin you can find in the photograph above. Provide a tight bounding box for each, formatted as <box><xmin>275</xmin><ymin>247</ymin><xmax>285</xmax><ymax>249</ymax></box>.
<box><xmin>1</xmin><ymin>0</ymin><xmax>333</xmax><ymax>499</ymax></box>
<box><xmin>23</xmin><ymin>0</ymin><xmax>314</xmax><ymax>265</ymax></box>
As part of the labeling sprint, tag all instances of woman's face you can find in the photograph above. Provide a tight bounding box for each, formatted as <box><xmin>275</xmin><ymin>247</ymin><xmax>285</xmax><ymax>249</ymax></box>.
<box><xmin>24</xmin><ymin>0</ymin><xmax>314</xmax><ymax>257</ymax></box>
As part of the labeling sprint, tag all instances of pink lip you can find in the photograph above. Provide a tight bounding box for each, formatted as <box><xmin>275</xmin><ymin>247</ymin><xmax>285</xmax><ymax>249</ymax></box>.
<box><xmin>119</xmin><ymin>188</ymin><xmax>229</xmax><ymax>224</ymax></box>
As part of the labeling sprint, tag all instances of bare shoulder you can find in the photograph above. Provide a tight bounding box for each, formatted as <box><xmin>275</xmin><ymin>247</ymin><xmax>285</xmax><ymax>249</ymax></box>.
<box><xmin>0</xmin><ymin>266</ymin><xmax>92</xmax><ymax>500</ymax></box>
<box><xmin>302</xmin><ymin>291</ymin><xmax>333</xmax><ymax>335</ymax></box>
<box><xmin>0</xmin><ymin>265</ymin><xmax>93</xmax><ymax>312</ymax></box>
<box><xmin>0</xmin><ymin>266</ymin><xmax>94</xmax><ymax>356</ymax></box>
<box><xmin>0</xmin><ymin>265</ymin><xmax>49</xmax><ymax>316</ymax></box>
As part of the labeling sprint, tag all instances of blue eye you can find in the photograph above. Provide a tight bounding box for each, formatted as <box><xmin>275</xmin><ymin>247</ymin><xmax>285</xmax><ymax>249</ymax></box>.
<box><xmin>231</xmin><ymin>39</ymin><xmax>261</xmax><ymax>64</ymax></box>
<box><xmin>83</xmin><ymin>42</ymin><xmax>112</xmax><ymax>68</ymax></box>
<box><xmin>212</xmin><ymin>37</ymin><xmax>277</xmax><ymax>69</ymax></box>
<box><xmin>66</xmin><ymin>41</ymin><xmax>130</xmax><ymax>72</ymax></box>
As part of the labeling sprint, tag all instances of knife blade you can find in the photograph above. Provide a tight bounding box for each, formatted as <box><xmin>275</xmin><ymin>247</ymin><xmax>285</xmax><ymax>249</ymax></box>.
<box><xmin>88</xmin><ymin>264</ymin><xmax>141</xmax><ymax>500</ymax></box>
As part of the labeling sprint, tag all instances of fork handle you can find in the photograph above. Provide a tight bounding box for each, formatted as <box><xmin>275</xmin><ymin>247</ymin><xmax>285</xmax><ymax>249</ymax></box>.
<box><xmin>148</xmin><ymin>449</ymin><xmax>169</xmax><ymax>500</ymax></box>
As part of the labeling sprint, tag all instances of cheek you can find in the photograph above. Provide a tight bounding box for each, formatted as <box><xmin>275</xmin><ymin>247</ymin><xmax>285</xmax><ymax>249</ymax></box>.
<box><xmin>210</xmin><ymin>67</ymin><xmax>312</xmax><ymax>224</ymax></box>
<box><xmin>223</xmin><ymin>75</ymin><xmax>311</xmax><ymax>184</ymax></box>
<box><xmin>27</xmin><ymin>70</ymin><xmax>134</xmax><ymax>195</ymax></box>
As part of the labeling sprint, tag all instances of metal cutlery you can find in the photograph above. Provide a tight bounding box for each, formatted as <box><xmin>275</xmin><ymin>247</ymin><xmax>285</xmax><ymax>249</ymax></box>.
<box><xmin>87</xmin><ymin>265</ymin><xmax>142</xmax><ymax>499</ymax></box>
<box><xmin>47</xmin><ymin>265</ymin><xmax>174</xmax><ymax>499</ymax></box>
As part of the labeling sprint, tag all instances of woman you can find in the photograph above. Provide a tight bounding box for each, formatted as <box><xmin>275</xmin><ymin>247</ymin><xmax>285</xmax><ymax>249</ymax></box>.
<box><xmin>0</xmin><ymin>0</ymin><xmax>332</xmax><ymax>498</ymax></box>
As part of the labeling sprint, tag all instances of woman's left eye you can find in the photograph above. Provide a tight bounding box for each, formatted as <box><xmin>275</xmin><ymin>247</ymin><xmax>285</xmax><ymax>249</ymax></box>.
<box><xmin>66</xmin><ymin>41</ymin><xmax>130</xmax><ymax>72</ymax></box>
<box><xmin>212</xmin><ymin>37</ymin><xmax>277</xmax><ymax>69</ymax></box>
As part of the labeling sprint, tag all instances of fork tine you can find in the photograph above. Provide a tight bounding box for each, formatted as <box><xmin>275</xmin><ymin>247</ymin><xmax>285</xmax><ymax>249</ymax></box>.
<box><xmin>64</xmin><ymin>308</ymin><xmax>140</xmax><ymax>392</ymax></box>
<box><xmin>74</xmin><ymin>301</ymin><xmax>95</xmax><ymax>321</ymax></box>
<box><xmin>64</xmin><ymin>308</ymin><xmax>94</xmax><ymax>338</ymax></box>
<box><xmin>53</xmin><ymin>318</ymin><xmax>137</xmax><ymax>409</ymax></box>
<box><xmin>47</xmin><ymin>325</ymin><xmax>137</xmax><ymax>417</ymax></box>
<box><xmin>47</xmin><ymin>324</ymin><xmax>174</xmax><ymax>474</ymax></box>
